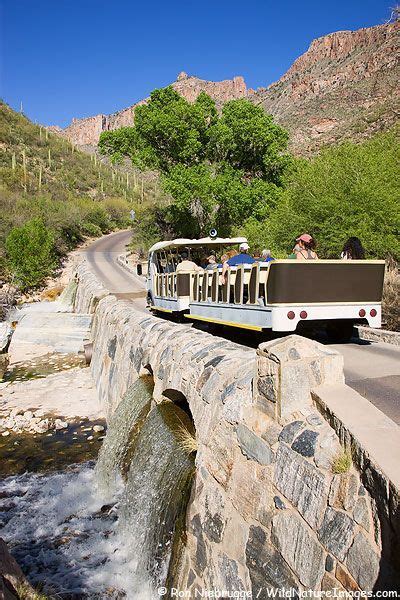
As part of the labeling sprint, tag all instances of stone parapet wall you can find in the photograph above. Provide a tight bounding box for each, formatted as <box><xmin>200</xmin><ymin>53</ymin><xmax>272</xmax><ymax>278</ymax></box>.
<box><xmin>355</xmin><ymin>325</ymin><xmax>400</xmax><ymax>346</ymax></box>
<box><xmin>73</xmin><ymin>261</ymin><xmax>400</xmax><ymax>594</ymax></box>
<box><xmin>74</xmin><ymin>262</ymin><xmax>110</xmax><ymax>314</ymax></box>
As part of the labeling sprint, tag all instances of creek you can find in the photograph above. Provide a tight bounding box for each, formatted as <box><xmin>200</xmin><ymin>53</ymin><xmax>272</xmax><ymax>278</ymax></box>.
<box><xmin>0</xmin><ymin>378</ymin><xmax>196</xmax><ymax>599</ymax></box>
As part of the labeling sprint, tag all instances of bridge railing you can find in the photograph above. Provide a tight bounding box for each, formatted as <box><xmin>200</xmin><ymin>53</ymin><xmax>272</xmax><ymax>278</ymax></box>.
<box><xmin>154</xmin><ymin>263</ymin><xmax>271</xmax><ymax>306</ymax></box>
<box><xmin>189</xmin><ymin>263</ymin><xmax>270</xmax><ymax>306</ymax></box>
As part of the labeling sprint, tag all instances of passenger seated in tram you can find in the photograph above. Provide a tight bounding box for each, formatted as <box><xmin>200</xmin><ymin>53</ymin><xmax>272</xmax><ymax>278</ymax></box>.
<box><xmin>205</xmin><ymin>255</ymin><xmax>217</xmax><ymax>270</ymax></box>
<box><xmin>341</xmin><ymin>237</ymin><xmax>365</xmax><ymax>260</ymax></box>
<box><xmin>295</xmin><ymin>233</ymin><xmax>318</xmax><ymax>260</ymax></box>
<box><xmin>227</xmin><ymin>243</ymin><xmax>255</xmax><ymax>266</ymax></box>
<box><xmin>261</xmin><ymin>249</ymin><xmax>275</xmax><ymax>262</ymax></box>
<box><xmin>221</xmin><ymin>244</ymin><xmax>255</xmax><ymax>284</ymax></box>
<box><xmin>176</xmin><ymin>250</ymin><xmax>203</xmax><ymax>272</ymax></box>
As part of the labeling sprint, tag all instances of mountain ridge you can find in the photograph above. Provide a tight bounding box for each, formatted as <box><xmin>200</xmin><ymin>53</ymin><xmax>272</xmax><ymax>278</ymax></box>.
<box><xmin>49</xmin><ymin>20</ymin><xmax>399</xmax><ymax>154</ymax></box>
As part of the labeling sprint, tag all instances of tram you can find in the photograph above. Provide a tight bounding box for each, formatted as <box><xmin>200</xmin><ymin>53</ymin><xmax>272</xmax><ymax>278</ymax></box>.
<box><xmin>145</xmin><ymin>235</ymin><xmax>385</xmax><ymax>342</ymax></box>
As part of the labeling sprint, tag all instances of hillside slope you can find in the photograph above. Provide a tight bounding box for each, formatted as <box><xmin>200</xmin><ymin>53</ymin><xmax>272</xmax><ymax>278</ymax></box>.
<box><xmin>251</xmin><ymin>21</ymin><xmax>399</xmax><ymax>154</ymax></box>
<box><xmin>0</xmin><ymin>102</ymin><xmax>139</xmax><ymax>280</ymax></box>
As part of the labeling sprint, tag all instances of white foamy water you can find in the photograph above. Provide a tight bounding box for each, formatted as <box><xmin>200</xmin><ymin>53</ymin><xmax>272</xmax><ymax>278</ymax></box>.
<box><xmin>0</xmin><ymin>379</ymin><xmax>195</xmax><ymax>599</ymax></box>
<box><xmin>0</xmin><ymin>463</ymin><xmax>154</xmax><ymax>599</ymax></box>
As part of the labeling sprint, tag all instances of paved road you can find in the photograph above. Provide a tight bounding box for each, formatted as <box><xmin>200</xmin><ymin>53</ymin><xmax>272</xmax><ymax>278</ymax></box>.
<box><xmin>85</xmin><ymin>230</ymin><xmax>147</xmax><ymax>311</ymax></box>
<box><xmin>86</xmin><ymin>231</ymin><xmax>400</xmax><ymax>425</ymax></box>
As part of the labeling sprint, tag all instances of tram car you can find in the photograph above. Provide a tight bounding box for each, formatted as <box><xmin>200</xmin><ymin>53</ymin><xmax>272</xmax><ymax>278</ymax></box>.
<box><xmin>145</xmin><ymin>234</ymin><xmax>385</xmax><ymax>342</ymax></box>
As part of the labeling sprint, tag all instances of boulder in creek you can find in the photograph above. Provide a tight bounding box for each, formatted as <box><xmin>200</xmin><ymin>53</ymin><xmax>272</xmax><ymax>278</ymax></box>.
<box><xmin>0</xmin><ymin>536</ymin><xmax>35</xmax><ymax>599</ymax></box>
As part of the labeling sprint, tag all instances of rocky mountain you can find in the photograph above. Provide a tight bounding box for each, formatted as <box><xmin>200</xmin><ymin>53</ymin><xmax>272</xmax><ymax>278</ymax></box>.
<box><xmin>51</xmin><ymin>21</ymin><xmax>399</xmax><ymax>154</ymax></box>
<box><xmin>251</xmin><ymin>20</ymin><xmax>399</xmax><ymax>154</ymax></box>
<box><xmin>50</xmin><ymin>72</ymin><xmax>247</xmax><ymax>149</ymax></box>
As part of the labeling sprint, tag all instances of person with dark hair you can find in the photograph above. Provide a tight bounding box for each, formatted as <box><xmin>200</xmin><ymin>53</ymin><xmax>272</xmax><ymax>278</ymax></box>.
<box><xmin>341</xmin><ymin>237</ymin><xmax>365</xmax><ymax>260</ymax></box>
<box><xmin>176</xmin><ymin>250</ymin><xmax>203</xmax><ymax>272</ymax></box>
<box><xmin>295</xmin><ymin>233</ymin><xmax>318</xmax><ymax>260</ymax></box>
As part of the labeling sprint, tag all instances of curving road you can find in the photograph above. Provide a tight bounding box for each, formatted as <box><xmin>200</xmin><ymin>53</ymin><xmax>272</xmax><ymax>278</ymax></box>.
<box><xmin>86</xmin><ymin>231</ymin><xmax>400</xmax><ymax>424</ymax></box>
<box><xmin>85</xmin><ymin>230</ymin><xmax>147</xmax><ymax>311</ymax></box>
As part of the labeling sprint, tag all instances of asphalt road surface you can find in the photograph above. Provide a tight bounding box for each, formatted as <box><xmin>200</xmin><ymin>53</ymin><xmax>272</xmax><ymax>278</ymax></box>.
<box><xmin>86</xmin><ymin>230</ymin><xmax>400</xmax><ymax>425</ymax></box>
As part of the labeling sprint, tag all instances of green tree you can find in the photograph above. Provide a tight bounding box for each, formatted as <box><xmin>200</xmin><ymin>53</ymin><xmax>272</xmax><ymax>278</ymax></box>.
<box><xmin>99</xmin><ymin>89</ymin><xmax>289</xmax><ymax>239</ymax></box>
<box><xmin>260</xmin><ymin>128</ymin><xmax>400</xmax><ymax>259</ymax></box>
<box><xmin>5</xmin><ymin>218</ymin><xmax>56</xmax><ymax>288</ymax></box>
<box><xmin>208</xmin><ymin>100</ymin><xmax>290</xmax><ymax>181</ymax></box>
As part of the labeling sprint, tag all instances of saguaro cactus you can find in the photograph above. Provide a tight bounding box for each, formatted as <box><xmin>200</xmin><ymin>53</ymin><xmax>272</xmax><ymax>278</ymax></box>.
<box><xmin>11</xmin><ymin>153</ymin><xmax>16</xmax><ymax>170</ymax></box>
<box><xmin>21</xmin><ymin>150</ymin><xmax>27</xmax><ymax>192</ymax></box>
<box><xmin>48</xmin><ymin>148</ymin><xmax>52</xmax><ymax>168</ymax></box>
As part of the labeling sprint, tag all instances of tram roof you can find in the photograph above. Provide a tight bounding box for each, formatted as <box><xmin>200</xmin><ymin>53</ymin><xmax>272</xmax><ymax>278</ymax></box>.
<box><xmin>149</xmin><ymin>237</ymin><xmax>248</xmax><ymax>253</ymax></box>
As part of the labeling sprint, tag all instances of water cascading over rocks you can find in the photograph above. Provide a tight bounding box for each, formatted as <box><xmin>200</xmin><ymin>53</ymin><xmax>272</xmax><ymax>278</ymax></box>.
<box><xmin>95</xmin><ymin>377</ymin><xmax>154</xmax><ymax>495</ymax></box>
<box><xmin>118</xmin><ymin>402</ymin><xmax>196</xmax><ymax>594</ymax></box>
<box><xmin>96</xmin><ymin>378</ymin><xmax>197</xmax><ymax>595</ymax></box>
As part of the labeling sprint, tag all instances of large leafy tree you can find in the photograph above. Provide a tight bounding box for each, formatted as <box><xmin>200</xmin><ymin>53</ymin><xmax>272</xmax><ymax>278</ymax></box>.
<box><xmin>99</xmin><ymin>87</ymin><xmax>289</xmax><ymax>238</ymax></box>
<box><xmin>208</xmin><ymin>100</ymin><xmax>290</xmax><ymax>182</ymax></box>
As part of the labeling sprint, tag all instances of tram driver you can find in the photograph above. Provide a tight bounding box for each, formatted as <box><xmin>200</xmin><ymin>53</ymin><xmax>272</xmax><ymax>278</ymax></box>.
<box><xmin>176</xmin><ymin>250</ymin><xmax>203</xmax><ymax>273</ymax></box>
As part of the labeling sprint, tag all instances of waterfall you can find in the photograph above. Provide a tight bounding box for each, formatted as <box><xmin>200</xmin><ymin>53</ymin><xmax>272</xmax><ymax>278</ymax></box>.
<box><xmin>59</xmin><ymin>277</ymin><xmax>78</xmax><ymax>308</ymax></box>
<box><xmin>0</xmin><ymin>377</ymin><xmax>196</xmax><ymax>598</ymax></box>
<box><xmin>95</xmin><ymin>376</ymin><xmax>153</xmax><ymax>496</ymax></box>
<box><xmin>119</xmin><ymin>402</ymin><xmax>196</xmax><ymax>595</ymax></box>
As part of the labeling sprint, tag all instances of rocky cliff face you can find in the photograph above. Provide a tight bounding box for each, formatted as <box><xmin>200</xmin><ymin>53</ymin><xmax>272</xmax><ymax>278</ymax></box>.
<box><xmin>56</xmin><ymin>72</ymin><xmax>247</xmax><ymax>148</ymax></box>
<box><xmin>52</xmin><ymin>21</ymin><xmax>398</xmax><ymax>153</ymax></box>
<box><xmin>251</xmin><ymin>21</ymin><xmax>399</xmax><ymax>153</ymax></box>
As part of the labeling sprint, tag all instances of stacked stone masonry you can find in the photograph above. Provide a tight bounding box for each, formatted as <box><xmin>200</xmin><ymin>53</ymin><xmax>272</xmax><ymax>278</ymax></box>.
<box><xmin>74</xmin><ymin>262</ymin><xmax>400</xmax><ymax>594</ymax></box>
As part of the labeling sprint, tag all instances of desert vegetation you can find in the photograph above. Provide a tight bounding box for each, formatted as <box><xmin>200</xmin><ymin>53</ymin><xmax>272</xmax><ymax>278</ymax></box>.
<box><xmin>0</xmin><ymin>101</ymin><xmax>151</xmax><ymax>288</ymax></box>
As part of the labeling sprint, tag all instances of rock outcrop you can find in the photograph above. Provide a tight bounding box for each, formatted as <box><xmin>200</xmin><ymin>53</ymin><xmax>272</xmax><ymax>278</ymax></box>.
<box><xmin>252</xmin><ymin>21</ymin><xmax>399</xmax><ymax>153</ymax></box>
<box><xmin>56</xmin><ymin>73</ymin><xmax>247</xmax><ymax>148</ymax></box>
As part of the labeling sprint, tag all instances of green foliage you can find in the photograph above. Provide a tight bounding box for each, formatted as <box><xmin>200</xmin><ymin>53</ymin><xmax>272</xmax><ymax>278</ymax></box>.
<box><xmin>6</xmin><ymin>219</ymin><xmax>56</xmax><ymax>288</ymax></box>
<box><xmin>262</xmin><ymin>128</ymin><xmax>400</xmax><ymax>259</ymax></box>
<box><xmin>331</xmin><ymin>450</ymin><xmax>352</xmax><ymax>474</ymax></box>
<box><xmin>163</xmin><ymin>163</ymin><xmax>283</xmax><ymax>238</ymax></box>
<box><xmin>99</xmin><ymin>86</ymin><xmax>398</xmax><ymax>263</ymax></box>
<box><xmin>100</xmin><ymin>88</ymin><xmax>220</xmax><ymax>173</ymax></box>
<box><xmin>0</xmin><ymin>101</ymin><xmax>137</xmax><ymax>286</ymax></box>
<box><xmin>99</xmin><ymin>88</ymin><xmax>289</xmax><ymax>240</ymax></box>
<box><xmin>208</xmin><ymin>100</ymin><xmax>290</xmax><ymax>181</ymax></box>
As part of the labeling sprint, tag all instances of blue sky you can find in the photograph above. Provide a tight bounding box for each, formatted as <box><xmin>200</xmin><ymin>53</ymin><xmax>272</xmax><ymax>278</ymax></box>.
<box><xmin>0</xmin><ymin>0</ymin><xmax>393</xmax><ymax>127</ymax></box>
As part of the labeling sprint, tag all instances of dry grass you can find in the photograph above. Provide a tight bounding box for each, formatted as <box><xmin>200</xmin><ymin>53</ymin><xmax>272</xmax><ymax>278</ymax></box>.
<box><xmin>41</xmin><ymin>285</ymin><xmax>64</xmax><ymax>301</ymax></box>
<box><xmin>331</xmin><ymin>450</ymin><xmax>352</xmax><ymax>474</ymax></box>
<box><xmin>382</xmin><ymin>263</ymin><xmax>400</xmax><ymax>332</ymax></box>
<box><xmin>16</xmin><ymin>582</ymin><xmax>51</xmax><ymax>600</ymax></box>
<box><xmin>175</xmin><ymin>425</ymin><xmax>198</xmax><ymax>455</ymax></box>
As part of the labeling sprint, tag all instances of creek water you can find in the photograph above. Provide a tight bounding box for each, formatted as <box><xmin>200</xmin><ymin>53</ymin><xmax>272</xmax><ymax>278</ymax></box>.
<box><xmin>0</xmin><ymin>377</ymin><xmax>196</xmax><ymax>599</ymax></box>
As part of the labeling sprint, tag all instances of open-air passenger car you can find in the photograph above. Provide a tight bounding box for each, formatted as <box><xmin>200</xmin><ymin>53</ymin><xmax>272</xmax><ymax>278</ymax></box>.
<box><xmin>145</xmin><ymin>236</ymin><xmax>385</xmax><ymax>342</ymax></box>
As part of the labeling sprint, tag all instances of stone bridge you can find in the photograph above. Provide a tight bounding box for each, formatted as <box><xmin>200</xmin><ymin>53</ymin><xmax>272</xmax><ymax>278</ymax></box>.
<box><xmin>74</xmin><ymin>261</ymin><xmax>400</xmax><ymax>594</ymax></box>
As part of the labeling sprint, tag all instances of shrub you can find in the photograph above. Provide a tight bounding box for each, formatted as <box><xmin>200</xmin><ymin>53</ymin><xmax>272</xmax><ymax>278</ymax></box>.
<box><xmin>81</xmin><ymin>221</ymin><xmax>103</xmax><ymax>237</ymax></box>
<box><xmin>5</xmin><ymin>218</ymin><xmax>56</xmax><ymax>288</ymax></box>
<box><xmin>264</xmin><ymin>129</ymin><xmax>400</xmax><ymax>260</ymax></box>
<box><xmin>382</xmin><ymin>262</ymin><xmax>400</xmax><ymax>331</ymax></box>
